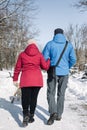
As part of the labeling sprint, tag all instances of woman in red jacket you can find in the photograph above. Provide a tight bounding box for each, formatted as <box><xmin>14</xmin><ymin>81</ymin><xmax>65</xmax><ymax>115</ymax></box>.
<box><xmin>13</xmin><ymin>39</ymin><xmax>50</xmax><ymax>127</ymax></box>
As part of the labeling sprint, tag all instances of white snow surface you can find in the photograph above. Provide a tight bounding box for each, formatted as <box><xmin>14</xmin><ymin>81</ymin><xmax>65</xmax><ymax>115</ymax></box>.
<box><xmin>0</xmin><ymin>70</ymin><xmax>87</xmax><ymax>130</ymax></box>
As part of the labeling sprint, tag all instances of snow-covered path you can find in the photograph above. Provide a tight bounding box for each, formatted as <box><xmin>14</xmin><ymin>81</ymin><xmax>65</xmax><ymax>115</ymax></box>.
<box><xmin>0</xmin><ymin>70</ymin><xmax>87</xmax><ymax>130</ymax></box>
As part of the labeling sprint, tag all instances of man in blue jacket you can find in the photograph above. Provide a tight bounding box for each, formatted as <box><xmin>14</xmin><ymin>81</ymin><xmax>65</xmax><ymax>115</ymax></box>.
<box><xmin>43</xmin><ymin>28</ymin><xmax>76</xmax><ymax>125</ymax></box>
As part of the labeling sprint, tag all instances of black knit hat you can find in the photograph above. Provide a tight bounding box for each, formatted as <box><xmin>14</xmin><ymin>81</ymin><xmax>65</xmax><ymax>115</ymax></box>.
<box><xmin>54</xmin><ymin>28</ymin><xmax>64</xmax><ymax>35</ymax></box>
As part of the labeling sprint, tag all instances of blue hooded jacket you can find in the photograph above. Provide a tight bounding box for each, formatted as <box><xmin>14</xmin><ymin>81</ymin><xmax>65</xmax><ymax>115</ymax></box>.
<box><xmin>43</xmin><ymin>34</ymin><xmax>76</xmax><ymax>76</ymax></box>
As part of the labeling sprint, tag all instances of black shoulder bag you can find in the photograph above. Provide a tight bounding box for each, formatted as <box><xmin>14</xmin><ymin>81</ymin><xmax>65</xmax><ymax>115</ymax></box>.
<box><xmin>47</xmin><ymin>41</ymin><xmax>68</xmax><ymax>78</ymax></box>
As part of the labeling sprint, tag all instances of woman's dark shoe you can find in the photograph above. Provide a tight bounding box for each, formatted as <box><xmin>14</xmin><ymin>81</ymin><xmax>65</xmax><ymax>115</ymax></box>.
<box><xmin>28</xmin><ymin>114</ymin><xmax>35</xmax><ymax>123</ymax></box>
<box><xmin>22</xmin><ymin>115</ymin><xmax>29</xmax><ymax>127</ymax></box>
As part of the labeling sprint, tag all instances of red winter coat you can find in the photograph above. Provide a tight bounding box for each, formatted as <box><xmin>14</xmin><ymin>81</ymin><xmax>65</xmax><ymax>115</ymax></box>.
<box><xmin>13</xmin><ymin>44</ymin><xmax>50</xmax><ymax>88</ymax></box>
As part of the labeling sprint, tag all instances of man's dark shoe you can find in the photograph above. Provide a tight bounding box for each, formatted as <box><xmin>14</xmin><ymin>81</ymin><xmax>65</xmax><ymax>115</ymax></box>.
<box><xmin>47</xmin><ymin>114</ymin><xmax>55</xmax><ymax>125</ymax></box>
<box><xmin>55</xmin><ymin>116</ymin><xmax>61</xmax><ymax>121</ymax></box>
<box><xmin>53</xmin><ymin>113</ymin><xmax>61</xmax><ymax>121</ymax></box>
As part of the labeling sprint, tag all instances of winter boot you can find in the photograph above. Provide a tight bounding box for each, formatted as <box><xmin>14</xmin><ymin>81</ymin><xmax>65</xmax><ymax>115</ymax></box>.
<box><xmin>22</xmin><ymin>115</ymin><xmax>29</xmax><ymax>127</ymax></box>
<box><xmin>28</xmin><ymin>113</ymin><xmax>35</xmax><ymax>123</ymax></box>
<box><xmin>53</xmin><ymin>113</ymin><xmax>61</xmax><ymax>121</ymax></box>
<box><xmin>47</xmin><ymin>113</ymin><xmax>55</xmax><ymax>125</ymax></box>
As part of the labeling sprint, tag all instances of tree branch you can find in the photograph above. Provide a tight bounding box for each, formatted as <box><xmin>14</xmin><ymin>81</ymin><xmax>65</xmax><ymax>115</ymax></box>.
<box><xmin>0</xmin><ymin>7</ymin><xmax>19</xmax><ymax>22</ymax></box>
<box><xmin>74</xmin><ymin>0</ymin><xmax>87</xmax><ymax>11</ymax></box>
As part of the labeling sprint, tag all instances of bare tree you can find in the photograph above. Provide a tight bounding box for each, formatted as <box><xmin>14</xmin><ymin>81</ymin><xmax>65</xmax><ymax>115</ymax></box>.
<box><xmin>65</xmin><ymin>24</ymin><xmax>87</xmax><ymax>70</ymax></box>
<box><xmin>0</xmin><ymin>0</ymin><xmax>39</xmax><ymax>70</ymax></box>
<box><xmin>74</xmin><ymin>0</ymin><xmax>87</xmax><ymax>11</ymax></box>
<box><xmin>80</xmin><ymin>24</ymin><xmax>87</xmax><ymax>64</ymax></box>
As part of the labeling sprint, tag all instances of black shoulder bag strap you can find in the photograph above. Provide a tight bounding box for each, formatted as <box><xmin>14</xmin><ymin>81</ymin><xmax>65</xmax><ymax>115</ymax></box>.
<box><xmin>55</xmin><ymin>41</ymin><xmax>68</xmax><ymax>67</ymax></box>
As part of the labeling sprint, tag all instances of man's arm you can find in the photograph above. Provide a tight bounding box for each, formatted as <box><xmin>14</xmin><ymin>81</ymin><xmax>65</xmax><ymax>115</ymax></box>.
<box><xmin>42</xmin><ymin>42</ymin><xmax>50</xmax><ymax>60</ymax></box>
<box><xmin>69</xmin><ymin>45</ymin><xmax>77</xmax><ymax>68</ymax></box>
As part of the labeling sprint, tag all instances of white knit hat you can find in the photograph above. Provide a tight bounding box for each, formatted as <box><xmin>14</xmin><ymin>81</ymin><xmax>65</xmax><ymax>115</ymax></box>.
<box><xmin>27</xmin><ymin>39</ymin><xmax>37</xmax><ymax>45</ymax></box>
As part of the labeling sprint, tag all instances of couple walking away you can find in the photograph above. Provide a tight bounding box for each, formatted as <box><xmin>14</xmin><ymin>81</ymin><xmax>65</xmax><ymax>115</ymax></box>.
<box><xmin>13</xmin><ymin>28</ymin><xmax>76</xmax><ymax>126</ymax></box>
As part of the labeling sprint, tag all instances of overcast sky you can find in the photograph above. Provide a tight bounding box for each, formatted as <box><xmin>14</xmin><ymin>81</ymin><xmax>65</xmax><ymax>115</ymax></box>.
<box><xmin>35</xmin><ymin>0</ymin><xmax>87</xmax><ymax>47</ymax></box>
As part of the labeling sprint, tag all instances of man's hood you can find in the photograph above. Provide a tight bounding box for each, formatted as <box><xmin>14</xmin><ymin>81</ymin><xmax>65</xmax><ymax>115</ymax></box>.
<box><xmin>53</xmin><ymin>34</ymin><xmax>66</xmax><ymax>43</ymax></box>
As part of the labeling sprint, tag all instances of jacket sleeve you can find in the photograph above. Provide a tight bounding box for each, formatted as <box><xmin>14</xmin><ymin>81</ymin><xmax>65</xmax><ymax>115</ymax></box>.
<box><xmin>40</xmin><ymin>53</ymin><xmax>50</xmax><ymax>70</ymax></box>
<box><xmin>42</xmin><ymin>42</ymin><xmax>50</xmax><ymax>60</ymax></box>
<box><xmin>69</xmin><ymin>45</ymin><xmax>76</xmax><ymax>68</ymax></box>
<box><xmin>13</xmin><ymin>53</ymin><xmax>22</xmax><ymax>81</ymax></box>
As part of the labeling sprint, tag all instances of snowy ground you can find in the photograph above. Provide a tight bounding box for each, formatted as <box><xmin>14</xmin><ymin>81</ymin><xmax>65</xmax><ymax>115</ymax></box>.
<box><xmin>0</xmin><ymin>70</ymin><xmax>87</xmax><ymax>130</ymax></box>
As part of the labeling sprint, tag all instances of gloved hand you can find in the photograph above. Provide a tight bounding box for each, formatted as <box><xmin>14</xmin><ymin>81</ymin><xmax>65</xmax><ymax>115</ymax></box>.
<box><xmin>13</xmin><ymin>81</ymin><xmax>19</xmax><ymax>87</ymax></box>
